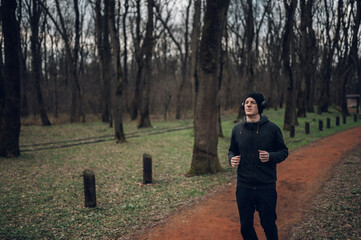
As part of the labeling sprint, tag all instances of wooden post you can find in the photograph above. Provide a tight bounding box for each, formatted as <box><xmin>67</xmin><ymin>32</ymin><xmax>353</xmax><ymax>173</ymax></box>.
<box><xmin>343</xmin><ymin>115</ymin><xmax>346</xmax><ymax>124</ymax></box>
<box><xmin>319</xmin><ymin>120</ymin><xmax>323</xmax><ymax>131</ymax></box>
<box><xmin>143</xmin><ymin>153</ymin><xmax>152</xmax><ymax>184</ymax></box>
<box><xmin>327</xmin><ymin>118</ymin><xmax>330</xmax><ymax>128</ymax></box>
<box><xmin>290</xmin><ymin>125</ymin><xmax>295</xmax><ymax>138</ymax></box>
<box><xmin>354</xmin><ymin>114</ymin><xmax>357</xmax><ymax>122</ymax></box>
<box><xmin>83</xmin><ymin>169</ymin><xmax>96</xmax><ymax>208</ymax></box>
<box><xmin>305</xmin><ymin>122</ymin><xmax>310</xmax><ymax>134</ymax></box>
<box><xmin>336</xmin><ymin>116</ymin><xmax>340</xmax><ymax>126</ymax></box>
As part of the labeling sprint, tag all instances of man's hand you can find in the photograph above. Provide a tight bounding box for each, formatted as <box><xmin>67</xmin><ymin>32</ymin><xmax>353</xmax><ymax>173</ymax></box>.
<box><xmin>231</xmin><ymin>156</ymin><xmax>241</xmax><ymax>167</ymax></box>
<box><xmin>258</xmin><ymin>150</ymin><xmax>270</xmax><ymax>162</ymax></box>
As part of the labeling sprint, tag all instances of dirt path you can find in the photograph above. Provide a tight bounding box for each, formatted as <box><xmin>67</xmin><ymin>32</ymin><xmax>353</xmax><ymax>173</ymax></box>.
<box><xmin>135</xmin><ymin>125</ymin><xmax>361</xmax><ymax>240</ymax></box>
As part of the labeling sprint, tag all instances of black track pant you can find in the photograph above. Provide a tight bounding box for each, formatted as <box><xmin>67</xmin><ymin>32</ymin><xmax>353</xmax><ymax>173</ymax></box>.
<box><xmin>236</xmin><ymin>187</ymin><xmax>278</xmax><ymax>240</ymax></box>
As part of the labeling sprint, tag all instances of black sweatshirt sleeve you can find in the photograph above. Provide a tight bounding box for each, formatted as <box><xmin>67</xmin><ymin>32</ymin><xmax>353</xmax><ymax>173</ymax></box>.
<box><xmin>268</xmin><ymin>125</ymin><xmax>288</xmax><ymax>164</ymax></box>
<box><xmin>228</xmin><ymin>125</ymin><xmax>240</xmax><ymax>166</ymax></box>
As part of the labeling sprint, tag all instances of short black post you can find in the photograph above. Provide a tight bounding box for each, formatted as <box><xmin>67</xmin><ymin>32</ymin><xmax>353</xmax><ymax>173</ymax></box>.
<box><xmin>327</xmin><ymin>118</ymin><xmax>330</xmax><ymax>128</ymax></box>
<box><xmin>354</xmin><ymin>114</ymin><xmax>357</xmax><ymax>122</ymax></box>
<box><xmin>336</xmin><ymin>116</ymin><xmax>340</xmax><ymax>126</ymax></box>
<box><xmin>319</xmin><ymin>120</ymin><xmax>323</xmax><ymax>131</ymax></box>
<box><xmin>83</xmin><ymin>169</ymin><xmax>96</xmax><ymax>208</ymax></box>
<box><xmin>143</xmin><ymin>153</ymin><xmax>152</xmax><ymax>184</ymax></box>
<box><xmin>305</xmin><ymin>122</ymin><xmax>310</xmax><ymax>134</ymax></box>
<box><xmin>343</xmin><ymin>115</ymin><xmax>346</xmax><ymax>124</ymax></box>
<box><xmin>290</xmin><ymin>125</ymin><xmax>295</xmax><ymax>138</ymax></box>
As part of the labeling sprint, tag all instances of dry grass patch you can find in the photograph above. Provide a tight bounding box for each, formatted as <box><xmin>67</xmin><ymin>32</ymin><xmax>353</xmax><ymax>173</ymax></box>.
<box><xmin>289</xmin><ymin>145</ymin><xmax>361</xmax><ymax>239</ymax></box>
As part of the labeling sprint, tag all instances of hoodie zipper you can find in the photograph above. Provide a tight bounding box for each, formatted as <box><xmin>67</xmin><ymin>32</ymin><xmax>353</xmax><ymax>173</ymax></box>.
<box><xmin>252</xmin><ymin>123</ymin><xmax>257</xmax><ymax>182</ymax></box>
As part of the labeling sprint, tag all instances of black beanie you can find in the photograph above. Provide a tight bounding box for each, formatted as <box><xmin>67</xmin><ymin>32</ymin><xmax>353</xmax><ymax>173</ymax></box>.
<box><xmin>243</xmin><ymin>92</ymin><xmax>266</xmax><ymax>114</ymax></box>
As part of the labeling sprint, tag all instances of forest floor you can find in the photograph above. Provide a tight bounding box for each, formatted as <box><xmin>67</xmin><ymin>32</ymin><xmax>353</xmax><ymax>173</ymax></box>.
<box><xmin>131</xmin><ymin>125</ymin><xmax>361</xmax><ymax>240</ymax></box>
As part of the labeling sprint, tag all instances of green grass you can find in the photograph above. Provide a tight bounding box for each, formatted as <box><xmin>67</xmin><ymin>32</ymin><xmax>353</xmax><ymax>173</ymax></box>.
<box><xmin>1</xmin><ymin>108</ymin><xmax>360</xmax><ymax>239</ymax></box>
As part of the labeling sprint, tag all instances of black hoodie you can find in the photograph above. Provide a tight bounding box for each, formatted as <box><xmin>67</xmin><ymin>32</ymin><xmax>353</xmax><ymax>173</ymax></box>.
<box><xmin>228</xmin><ymin>116</ymin><xmax>288</xmax><ymax>189</ymax></box>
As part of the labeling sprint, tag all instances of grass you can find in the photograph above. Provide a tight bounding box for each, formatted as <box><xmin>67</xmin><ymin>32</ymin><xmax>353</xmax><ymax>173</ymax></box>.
<box><xmin>1</xmin><ymin>108</ymin><xmax>360</xmax><ymax>239</ymax></box>
<box><xmin>289</xmin><ymin>144</ymin><xmax>361</xmax><ymax>239</ymax></box>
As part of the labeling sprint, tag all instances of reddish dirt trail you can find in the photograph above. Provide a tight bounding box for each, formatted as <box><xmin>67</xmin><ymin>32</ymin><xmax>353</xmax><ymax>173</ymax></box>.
<box><xmin>135</xmin><ymin>125</ymin><xmax>361</xmax><ymax>240</ymax></box>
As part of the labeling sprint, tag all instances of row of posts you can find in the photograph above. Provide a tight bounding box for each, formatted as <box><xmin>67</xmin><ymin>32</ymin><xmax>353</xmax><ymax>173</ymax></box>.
<box><xmin>83</xmin><ymin>114</ymin><xmax>358</xmax><ymax>207</ymax></box>
<box><xmin>83</xmin><ymin>153</ymin><xmax>153</xmax><ymax>208</ymax></box>
<box><xmin>290</xmin><ymin>114</ymin><xmax>358</xmax><ymax>138</ymax></box>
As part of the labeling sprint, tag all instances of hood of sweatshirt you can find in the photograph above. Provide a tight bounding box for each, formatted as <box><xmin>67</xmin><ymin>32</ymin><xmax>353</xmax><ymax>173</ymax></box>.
<box><xmin>240</xmin><ymin>115</ymin><xmax>269</xmax><ymax>125</ymax></box>
<box><xmin>239</xmin><ymin>115</ymin><xmax>270</xmax><ymax>134</ymax></box>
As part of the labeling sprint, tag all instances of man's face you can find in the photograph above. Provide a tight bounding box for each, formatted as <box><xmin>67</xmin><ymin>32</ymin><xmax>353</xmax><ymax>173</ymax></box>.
<box><xmin>244</xmin><ymin>97</ymin><xmax>259</xmax><ymax>116</ymax></box>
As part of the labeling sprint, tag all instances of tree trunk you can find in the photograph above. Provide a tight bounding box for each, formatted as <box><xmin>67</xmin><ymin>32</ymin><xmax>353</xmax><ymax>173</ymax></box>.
<box><xmin>236</xmin><ymin>0</ymin><xmax>256</xmax><ymax>121</ymax></box>
<box><xmin>340</xmin><ymin>0</ymin><xmax>360</xmax><ymax>116</ymax></box>
<box><xmin>95</xmin><ymin>0</ymin><xmax>112</xmax><ymax>123</ymax></box>
<box><xmin>175</xmin><ymin>0</ymin><xmax>191</xmax><ymax>119</ymax></box>
<box><xmin>30</xmin><ymin>0</ymin><xmax>51</xmax><ymax>126</ymax></box>
<box><xmin>53</xmin><ymin>0</ymin><xmax>76</xmax><ymax>122</ymax></box>
<box><xmin>137</xmin><ymin>0</ymin><xmax>154</xmax><ymax>128</ymax></box>
<box><xmin>265</xmin><ymin>8</ymin><xmax>283</xmax><ymax>111</ymax></box>
<box><xmin>131</xmin><ymin>0</ymin><xmax>142</xmax><ymax>121</ymax></box>
<box><xmin>282</xmin><ymin>0</ymin><xmax>298</xmax><ymax>131</ymax></box>
<box><xmin>305</xmin><ymin>0</ymin><xmax>316</xmax><ymax>113</ymax></box>
<box><xmin>49</xmin><ymin>34</ymin><xmax>59</xmax><ymax>118</ymax></box>
<box><xmin>73</xmin><ymin>0</ymin><xmax>85</xmax><ymax>122</ymax></box>
<box><xmin>18</xmin><ymin>1</ymin><xmax>29</xmax><ymax>118</ymax></box>
<box><xmin>189</xmin><ymin>0</ymin><xmax>230</xmax><ymax>176</ymax></box>
<box><xmin>317</xmin><ymin>0</ymin><xmax>343</xmax><ymax>114</ymax></box>
<box><xmin>122</xmin><ymin>0</ymin><xmax>130</xmax><ymax>116</ymax></box>
<box><xmin>217</xmin><ymin>44</ymin><xmax>225</xmax><ymax>138</ymax></box>
<box><xmin>108</xmin><ymin>0</ymin><xmax>126</xmax><ymax>142</ymax></box>
<box><xmin>244</xmin><ymin>0</ymin><xmax>255</xmax><ymax>93</ymax></box>
<box><xmin>0</xmin><ymin>0</ymin><xmax>21</xmax><ymax>157</ymax></box>
<box><xmin>0</xmin><ymin>42</ymin><xmax>4</xmax><ymax>126</ymax></box>
<box><xmin>190</xmin><ymin>0</ymin><xmax>201</xmax><ymax>112</ymax></box>
<box><xmin>297</xmin><ymin>0</ymin><xmax>310</xmax><ymax>118</ymax></box>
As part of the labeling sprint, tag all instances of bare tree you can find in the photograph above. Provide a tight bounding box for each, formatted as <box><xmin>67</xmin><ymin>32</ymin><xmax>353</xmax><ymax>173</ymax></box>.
<box><xmin>220</xmin><ymin>25</ymin><xmax>235</xmax><ymax>111</ymax></box>
<box><xmin>95</xmin><ymin>0</ymin><xmax>112</xmax><ymax>123</ymax></box>
<box><xmin>243</xmin><ymin>0</ymin><xmax>255</xmax><ymax>93</ymax></box>
<box><xmin>137</xmin><ymin>0</ymin><xmax>155</xmax><ymax>128</ymax></box>
<box><xmin>189</xmin><ymin>0</ymin><xmax>230</xmax><ymax>175</ymax></box>
<box><xmin>17</xmin><ymin>0</ymin><xmax>30</xmax><ymax>118</ymax></box>
<box><xmin>155</xmin><ymin>0</ymin><xmax>192</xmax><ymax>119</ymax></box>
<box><xmin>357</xmin><ymin>0</ymin><xmax>361</xmax><ymax>99</ymax></box>
<box><xmin>317</xmin><ymin>0</ymin><xmax>342</xmax><ymax>114</ymax></box>
<box><xmin>177</xmin><ymin>0</ymin><xmax>191</xmax><ymax>119</ymax></box>
<box><xmin>190</xmin><ymin>0</ymin><xmax>202</xmax><ymax>109</ymax></box>
<box><xmin>338</xmin><ymin>0</ymin><xmax>360</xmax><ymax>116</ymax></box>
<box><xmin>304</xmin><ymin>0</ymin><xmax>317</xmax><ymax>113</ymax></box>
<box><xmin>130</xmin><ymin>0</ymin><xmax>142</xmax><ymax>121</ymax></box>
<box><xmin>39</xmin><ymin>0</ymin><xmax>84</xmax><ymax>122</ymax></box>
<box><xmin>0</xmin><ymin>0</ymin><xmax>21</xmax><ymax>157</ymax></box>
<box><xmin>227</xmin><ymin>0</ymin><xmax>246</xmax><ymax>120</ymax></box>
<box><xmin>233</xmin><ymin>1</ymin><xmax>270</xmax><ymax>119</ymax></box>
<box><xmin>108</xmin><ymin>0</ymin><xmax>126</xmax><ymax>142</ymax></box>
<box><xmin>265</xmin><ymin>1</ymin><xmax>283</xmax><ymax>110</ymax></box>
<box><xmin>0</xmin><ymin>40</ymin><xmax>4</xmax><ymax>126</ymax></box>
<box><xmin>73</xmin><ymin>0</ymin><xmax>86</xmax><ymax>122</ymax></box>
<box><xmin>282</xmin><ymin>0</ymin><xmax>298</xmax><ymax>131</ymax></box>
<box><xmin>122</xmin><ymin>0</ymin><xmax>130</xmax><ymax>115</ymax></box>
<box><xmin>5</xmin><ymin>0</ymin><xmax>358</xmax><ymax>128</ymax></box>
<box><xmin>297</xmin><ymin>0</ymin><xmax>316</xmax><ymax>117</ymax></box>
<box><xmin>27</xmin><ymin>0</ymin><xmax>51</xmax><ymax>125</ymax></box>
<box><xmin>48</xmin><ymin>31</ymin><xmax>60</xmax><ymax>118</ymax></box>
